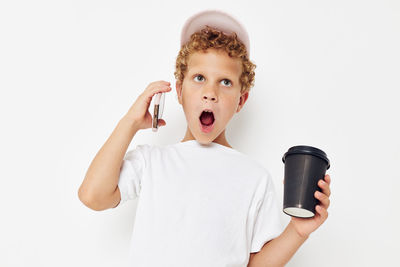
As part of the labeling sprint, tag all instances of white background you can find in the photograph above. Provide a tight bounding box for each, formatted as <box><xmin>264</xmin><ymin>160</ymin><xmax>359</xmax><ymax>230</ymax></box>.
<box><xmin>1</xmin><ymin>0</ymin><xmax>399</xmax><ymax>266</ymax></box>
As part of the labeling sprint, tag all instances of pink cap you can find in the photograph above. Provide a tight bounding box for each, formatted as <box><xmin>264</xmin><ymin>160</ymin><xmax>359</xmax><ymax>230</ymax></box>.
<box><xmin>180</xmin><ymin>9</ymin><xmax>250</xmax><ymax>58</ymax></box>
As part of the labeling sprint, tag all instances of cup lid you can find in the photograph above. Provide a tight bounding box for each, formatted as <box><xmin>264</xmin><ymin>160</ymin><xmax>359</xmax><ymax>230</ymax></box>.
<box><xmin>282</xmin><ymin>145</ymin><xmax>330</xmax><ymax>169</ymax></box>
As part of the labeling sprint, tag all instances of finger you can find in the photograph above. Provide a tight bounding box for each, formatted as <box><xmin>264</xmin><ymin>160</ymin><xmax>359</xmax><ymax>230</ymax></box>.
<box><xmin>315</xmin><ymin>191</ymin><xmax>330</xmax><ymax>209</ymax></box>
<box><xmin>316</xmin><ymin>205</ymin><xmax>329</xmax><ymax>220</ymax></box>
<box><xmin>151</xmin><ymin>85</ymin><xmax>172</xmax><ymax>95</ymax></box>
<box><xmin>152</xmin><ymin>80</ymin><xmax>170</xmax><ymax>86</ymax></box>
<box><xmin>158</xmin><ymin>119</ymin><xmax>166</xmax><ymax>126</ymax></box>
<box><xmin>146</xmin><ymin>81</ymin><xmax>171</xmax><ymax>93</ymax></box>
<box><xmin>319</xmin><ymin>179</ymin><xmax>331</xmax><ymax>197</ymax></box>
<box><xmin>325</xmin><ymin>174</ymin><xmax>331</xmax><ymax>185</ymax></box>
<box><xmin>142</xmin><ymin>85</ymin><xmax>171</xmax><ymax>102</ymax></box>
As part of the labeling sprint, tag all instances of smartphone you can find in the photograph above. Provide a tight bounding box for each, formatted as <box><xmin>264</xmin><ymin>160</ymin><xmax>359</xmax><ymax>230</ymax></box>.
<box><xmin>152</xmin><ymin>92</ymin><xmax>165</xmax><ymax>132</ymax></box>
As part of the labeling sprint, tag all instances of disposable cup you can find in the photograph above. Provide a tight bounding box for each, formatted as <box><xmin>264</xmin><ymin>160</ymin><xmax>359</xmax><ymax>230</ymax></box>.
<box><xmin>282</xmin><ymin>145</ymin><xmax>330</xmax><ymax>218</ymax></box>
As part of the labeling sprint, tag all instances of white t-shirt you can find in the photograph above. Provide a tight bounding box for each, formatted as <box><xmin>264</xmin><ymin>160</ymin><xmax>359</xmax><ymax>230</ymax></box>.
<box><xmin>115</xmin><ymin>140</ymin><xmax>285</xmax><ymax>267</ymax></box>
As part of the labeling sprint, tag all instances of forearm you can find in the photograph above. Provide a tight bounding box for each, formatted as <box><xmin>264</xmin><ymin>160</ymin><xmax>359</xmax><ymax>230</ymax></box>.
<box><xmin>78</xmin><ymin>116</ymin><xmax>140</xmax><ymax>202</ymax></box>
<box><xmin>249</xmin><ymin>221</ymin><xmax>309</xmax><ymax>267</ymax></box>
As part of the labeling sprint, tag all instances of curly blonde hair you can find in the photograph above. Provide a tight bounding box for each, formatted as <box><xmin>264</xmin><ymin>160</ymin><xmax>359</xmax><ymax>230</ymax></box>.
<box><xmin>174</xmin><ymin>25</ymin><xmax>256</xmax><ymax>94</ymax></box>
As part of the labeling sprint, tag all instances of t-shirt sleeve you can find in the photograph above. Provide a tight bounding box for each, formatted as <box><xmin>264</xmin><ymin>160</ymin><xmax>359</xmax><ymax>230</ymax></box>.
<box><xmin>250</xmin><ymin>171</ymin><xmax>285</xmax><ymax>253</ymax></box>
<box><xmin>113</xmin><ymin>144</ymin><xmax>148</xmax><ymax>208</ymax></box>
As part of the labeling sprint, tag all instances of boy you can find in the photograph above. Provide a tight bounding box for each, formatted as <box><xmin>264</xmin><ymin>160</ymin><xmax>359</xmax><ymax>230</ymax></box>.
<box><xmin>78</xmin><ymin>9</ymin><xmax>332</xmax><ymax>267</ymax></box>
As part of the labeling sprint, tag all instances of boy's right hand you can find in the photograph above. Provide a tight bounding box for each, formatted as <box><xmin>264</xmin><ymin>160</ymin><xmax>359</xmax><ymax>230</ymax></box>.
<box><xmin>124</xmin><ymin>80</ymin><xmax>172</xmax><ymax>130</ymax></box>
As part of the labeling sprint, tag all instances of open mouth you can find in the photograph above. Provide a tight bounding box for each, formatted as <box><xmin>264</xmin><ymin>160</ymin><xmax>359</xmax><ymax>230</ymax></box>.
<box><xmin>199</xmin><ymin>109</ymin><xmax>215</xmax><ymax>133</ymax></box>
<box><xmin>199</xmin><ymin>110</ymin><xmax>215</xmax><ymax>126</ymax></box>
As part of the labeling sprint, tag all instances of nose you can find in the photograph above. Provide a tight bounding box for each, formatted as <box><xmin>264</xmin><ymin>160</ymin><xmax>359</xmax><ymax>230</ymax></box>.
<box><xmin>202</xmin><ymin>86</ymin><xmax>218</xmax><ymax>102</ymax></box>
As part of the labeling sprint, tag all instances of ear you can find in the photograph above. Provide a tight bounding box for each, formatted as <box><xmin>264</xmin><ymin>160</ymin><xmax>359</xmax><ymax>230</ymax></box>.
<box><xmin>176</xmin><ymin>80</ymin><xmax>183</xmax><ymax>105</ymax></box>
<box><xmin>236</xmin><ymin>91</ymin><xmax>249</xmax><ymax>113</ymax></box>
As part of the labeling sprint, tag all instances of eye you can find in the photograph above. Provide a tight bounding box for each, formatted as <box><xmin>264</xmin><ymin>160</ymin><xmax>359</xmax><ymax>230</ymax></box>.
<box><xmin>193</xmin><ymin>75</ymin><xmax>232</xmax><ymax>87</ymax></box>
<box><xmin>221</xmin><ymin>79</ymin><xmax>232</xmax><ymax>87</ymax></box>
<box><xmin>194</xmin><ymin>74</ymin><xmax>205</xmax><ymax>82</ymax></box>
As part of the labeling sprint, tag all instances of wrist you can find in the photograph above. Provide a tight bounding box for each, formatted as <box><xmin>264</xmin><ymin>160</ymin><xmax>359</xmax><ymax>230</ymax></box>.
<box><xmin>288</xmin><ymin>220</ymin><xmax>310</xmax><ymax>240</ymax></box>
<box><xmin>120</xmin><ymin>116</ymin><xmax>141</xmax><ymax>132</ymax></box>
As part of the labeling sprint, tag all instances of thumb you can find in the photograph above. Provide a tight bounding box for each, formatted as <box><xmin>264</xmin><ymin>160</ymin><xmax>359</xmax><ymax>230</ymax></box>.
<box><xmin>158</xmin><ymin>119</ymin><xmax>166</xmax><ymax>126</ymax></box>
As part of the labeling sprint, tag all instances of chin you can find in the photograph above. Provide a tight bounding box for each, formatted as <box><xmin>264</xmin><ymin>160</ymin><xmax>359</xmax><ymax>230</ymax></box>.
<box><xmin>190</xmin><ymin>119</ymin><xmax>225</xmax><ymax>145</ymax></box>
<box><xmin>193</xmin><ymin>137</ymin><xmax>212</xmax><ymax>145</ymax></box>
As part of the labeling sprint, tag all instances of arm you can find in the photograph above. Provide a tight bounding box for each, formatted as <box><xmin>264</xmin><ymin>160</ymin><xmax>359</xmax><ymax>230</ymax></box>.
<box><xmin>78</xmin><ymin>116</ymin><xmax>140</xmax><ymax>211</ymax></box>
<box><xmin>77</xmin><ymin>80</ymin><xmax>172</xmax><ymax>211</ymax></box>
<box><xmin>247</xmin><ymin>221</ymin><xmax>308</xmax><ymax>267</ymax></box>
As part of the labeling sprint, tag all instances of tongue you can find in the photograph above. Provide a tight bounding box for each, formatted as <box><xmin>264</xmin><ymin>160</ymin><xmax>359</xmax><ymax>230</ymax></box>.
<box><xmin>200</xmin><ymin>112</ymin><xmax>214</xmax><ymax>126</ymax></box>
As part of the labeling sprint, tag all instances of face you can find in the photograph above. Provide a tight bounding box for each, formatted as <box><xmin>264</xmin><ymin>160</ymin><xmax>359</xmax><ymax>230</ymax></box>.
<box><xmin>176</xmin><ymin>48</ymin><xmax>249</xmax><ymax>146</ymax></box>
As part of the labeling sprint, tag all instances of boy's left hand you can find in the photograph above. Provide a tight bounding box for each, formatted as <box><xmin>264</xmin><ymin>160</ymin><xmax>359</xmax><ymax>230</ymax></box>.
<box><xmin>290</xmin><ymin>174</ymin><xmax>331</xmax><ymax>238</ymax></box>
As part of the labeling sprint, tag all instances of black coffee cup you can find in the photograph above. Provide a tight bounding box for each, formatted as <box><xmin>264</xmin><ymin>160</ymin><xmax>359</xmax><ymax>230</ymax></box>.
<box><xmin>282</xmin><ymin>145</ymin><xmax>330</xmax><ymax>218</ymax></box>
